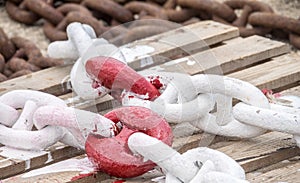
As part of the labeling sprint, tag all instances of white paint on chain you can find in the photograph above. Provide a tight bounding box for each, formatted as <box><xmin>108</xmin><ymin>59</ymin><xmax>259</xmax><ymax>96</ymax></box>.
<box><xmin>12</xmin><ymin>100</ymin><xmax>37</xmax><ymax>130</ymax></box>
<box><xmin>129</xmin><ymin>133</ymin><xmax>247</xmax><ymax>183</ymax></box>
<box><xmin>33</xmin><ymin>106</ymin><xmax>115</xmax><ymax>147</ymax></box>
<box><xmin>233</xmin><ymin>102</ymin><xmax>300</xmax><ymax>135</ymax></box>
<box><xmin>22</xmin><ymin>157</ymin><xmax>96</xmax><ymax>178</ymax></box>
<box><xmin>0</xmin><ymin>102</ymin><xmax>19</xmax><ymax>127</ymax></box>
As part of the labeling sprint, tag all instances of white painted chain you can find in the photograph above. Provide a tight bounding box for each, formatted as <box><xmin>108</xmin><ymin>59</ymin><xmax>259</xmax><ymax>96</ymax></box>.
<box><xmin>123</xmin><ymin>71</ymin><xmax>300</xmax><ymax>145</ymax></box>
<box><xmin>0</xmin><ymin>90</ymin><xmax>116</xmax><ymax>150</ymax></box>
<box><xmin>45</xmin><ymin>22</ymin><xmax>300</xmax><ymax>181</ymax></box>
<box><xmin>129</xmin><ymin>132</ymin><xmax>248</xmax><ymax>183</ymax></box>
<box><xmin>48</xmin><ymin>22</ymin><xmax>125</xmax><ymax>100</ymax></box>
<box><xmin>123</xmin><ymin>72</ymin><xmax>266</xmax><ymax>138</ymax></box>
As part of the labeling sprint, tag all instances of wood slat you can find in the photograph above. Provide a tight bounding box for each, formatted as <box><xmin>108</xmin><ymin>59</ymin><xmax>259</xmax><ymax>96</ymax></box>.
<box><xmin>229</xmin><ymin>52</ymin><xmax>300</xmax><ymax>91</ymax></box>
<box><xmin>126</xmin><ymin>21</ymin><xmax>239</xmax><ymax>70</ymax></box>
<box><xmin>216</xmin><ymin>132</ymin><xmax>300</xmax><ymax>173</ymax></box>
<box><xmin>0</xmin><ymin>65</ymin><xmax>72</xmax><ymax>96</ymax></box>
<box><xmin>150</xmin><ymin>35</ymin><xmax>289</xmax><ymax>75</ymax></box>
<box><xmin>247</xmin><ymin>158</ymin><xmax>300</xmax><ymax>183</ymax></box>
<box><xmin>0</xmin><ymin>144</ymin><xmax>83</xmax><ymax>179</ymax></box>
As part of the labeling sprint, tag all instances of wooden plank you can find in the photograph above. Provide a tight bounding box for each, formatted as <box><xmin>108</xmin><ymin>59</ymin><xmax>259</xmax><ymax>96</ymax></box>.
<box><xmin>229</xmin><ymin>52</ymin><xmax>300</xmax><ymax>90</ymax></box>
<box><xmin>0</xmin><ymin>144</ymin><xmax>83</xmax><ymax>179</ymax></box>
<box><xmin>0</xmin><ymin>65</ymin><xmax>72</xmax><ymax>96</ymax></box>
<box><xmin>126</xmin><ymin>21</ymin><xmax>239</xmax><ymax>70</ymax></box>
<box><xmin>241</xmin><ymin>147</ymin><xmax>300</xmax><ymax>173</ymax></box>
<box><xmin>280</xmin><ymin>85</ymin><xmax>300</xmax><ymax>96</ymax></box>
<box><xmin>247</xmin><ymin>158</ymin><xmax>300</xmax><ymax>182</ymax></box>
<box><xmin>150</xmin><ymin>35</ymin><xmax>289</xmax><ymax>75</ymax></box>
<box><xmin>216</xmin><ymin>132</ymin><xmax>300</xmax><ymax>173</ymax></box>
<box><xmin>0</xmin><ymin>21</ymin><xmax>238</xmax><ymax>96</ymax></box>
<box><xmin>2</xmin><ymin>155</ymin><xmax>111</xmax><ymax>183</ymax></box>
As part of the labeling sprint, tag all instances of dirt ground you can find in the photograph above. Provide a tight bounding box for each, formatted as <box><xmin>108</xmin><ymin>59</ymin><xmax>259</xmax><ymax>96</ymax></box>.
<box><xmin>0</xmin><ymin>0</ymin><xmax>299</xmax><ymax>55</ymax></box>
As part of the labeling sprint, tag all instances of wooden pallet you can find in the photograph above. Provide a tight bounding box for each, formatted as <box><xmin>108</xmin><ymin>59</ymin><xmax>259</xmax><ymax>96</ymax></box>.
<box><xmin>1</xmin><ymin>20</ymin><xmax>300</xmax><ymax>182</ymax></box>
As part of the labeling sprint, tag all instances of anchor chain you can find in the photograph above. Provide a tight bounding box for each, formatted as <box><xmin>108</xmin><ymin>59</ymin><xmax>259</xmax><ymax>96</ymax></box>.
<box><xmin>43</xmin><ymin>23</ymin><xmax>300</xmax><ymax>181</ymax></box>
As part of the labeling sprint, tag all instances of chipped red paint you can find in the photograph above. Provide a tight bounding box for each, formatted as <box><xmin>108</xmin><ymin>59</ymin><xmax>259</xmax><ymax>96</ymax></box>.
<box><xmin>150</xmin><ymin>77</ymin><xmax>163</xmax><ymax>90</ymax></box>
<box><xmin>85</xmin><ymin>106</ymin><xmax>173</xmax><ymax>178</ymax></box>
<box><xmin>85</xmin><ymin>56</ymin><xmax>160</xmax><ymax>100</ymax></box>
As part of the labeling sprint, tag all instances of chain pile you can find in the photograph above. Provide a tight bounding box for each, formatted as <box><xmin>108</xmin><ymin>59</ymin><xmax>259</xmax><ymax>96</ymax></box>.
<box><xmin>3</xmin><ymin>0</ymin><xmax>300</xmax><ymax>49</ymax></box>
<box><xmin>43</xmin><ymin>23</ymin><xmax>300</xmax><ymax>182</ymax></box>
<box><xmin>0</xmin><ymin>27</ymin><xmax>63</xmax><ymax>82</ymax></box>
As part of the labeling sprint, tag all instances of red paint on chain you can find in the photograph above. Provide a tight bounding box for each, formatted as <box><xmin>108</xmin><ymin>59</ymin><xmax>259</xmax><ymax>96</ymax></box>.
<box><xmin>150</xmin><ymin>77</ymin><xmax>163</xmax><ymax>90</ymax></box>
<box><xmin>85</xmin><ymin>56</ymin><xmax>160</xmax><ymax>100</ymax></box>
<box><xmin>85</xmin><ymin>106</ymin><xmax>173</xmax><ymax>178</ymax></box>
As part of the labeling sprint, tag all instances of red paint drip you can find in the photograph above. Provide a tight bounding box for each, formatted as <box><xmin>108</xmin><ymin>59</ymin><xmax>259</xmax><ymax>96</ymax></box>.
<box><xmin>71</xmin><ymin>173</ymin><xmax>94</xmax><ymax>181</ymax></box>
<box><xmin>150</xmin><ymin>78</ymin><xmax>163</xmax><ymax>90</ymax></box>
<box><xmin>262</xmin><ymin>88</ymin><xmax>272</xmax><ymax>95</ymax></box>
<box><xmin>113</xmin><ymin>180</ymin><xmax>126</xmax><ymax>183</ymax></box>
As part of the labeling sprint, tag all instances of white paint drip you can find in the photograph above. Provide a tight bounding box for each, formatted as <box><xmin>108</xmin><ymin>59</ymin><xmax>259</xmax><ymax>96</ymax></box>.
<box><xmin>22</xmin><ymin>157</ymin><xmax>96</xmax><ymax>178</ymax></box>
<box><xmin>55</xmin><ymin>146</ymin><xmax>66</xmax><ymax>150</ymax></box>
<box><xmin>120</xmin><ymin>45</ymin><xmax>155</xmax><ymax>63</ymax></box>
<box><xmin>45</xmin><ymin>152</ymin><xmax>53</xmax><ymax>164</ymax></box>
<box><xmin>186</xmin><ymin>60</ymin><xmax>196</xmax><ymax>66</ymax></box>
<box><xmin>163</xmin><ymin>57</ymin><xmax>188</xmax><ymax>66</ymax></box>
<box><xmin>0</xmin><ymin>146</ymin><xmax>47</xmax><ymax>160</ymax></box>
<box><xmin>25</xmin><ymin>159</ymin><xmax>31</xmax><ymax>170</ymax></box>
<box><xmin>151</xmin><ymin>176</ymin><xmax>166</xmax><ymax>183</ymax></box>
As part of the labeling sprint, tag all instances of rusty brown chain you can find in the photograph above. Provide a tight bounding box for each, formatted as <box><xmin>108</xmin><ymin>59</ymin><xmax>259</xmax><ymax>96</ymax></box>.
<box><xmin>0</xmin><ymin>27</ymin><xmax>63</xmax><ymax>82</ymax></box>
<box><xmin>3</xmin><ymin>0</ymin><xmax>300</xmax><ymax>49</ymax></box>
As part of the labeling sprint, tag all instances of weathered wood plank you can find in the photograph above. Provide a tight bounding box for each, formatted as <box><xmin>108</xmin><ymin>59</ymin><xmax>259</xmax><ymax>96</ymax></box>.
<box><xmin>126</xmin><ymin>21</ymin><xmax>239</xmax><ymax>70</ymax></box>
<box><xmin>0</xmin><ymin>65</ymin><xmax>72</xmax><ymax>96</ymax></box>
<box><xmin>247</xmin><ymin>158</ymin><xmax>300</xmax><ymax>182</ymax></box>
<box><xmin>150</xmin><ymin>35</ymin><xmax>289</xmax><ymax>75</ymax></box>
<box><xmin>216</xmin><ymin>132</ymin><xmax>300</xmax><ymax>173</ymax></box>
<box><xmin>228</xmin><ymin>52</ymin><xmax>300</xmax><ymax>90</ymax></box>
<box><xmin>0</xmin><ymin>144</ymin><xmax>83</xmax><ymax>179</ymax></box>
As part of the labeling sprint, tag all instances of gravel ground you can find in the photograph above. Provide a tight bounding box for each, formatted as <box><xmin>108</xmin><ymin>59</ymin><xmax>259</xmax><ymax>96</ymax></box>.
<box><xmin>0</xmin><ymin>0</ymin><xmax>299</xmax><ymax>55</ymax></box>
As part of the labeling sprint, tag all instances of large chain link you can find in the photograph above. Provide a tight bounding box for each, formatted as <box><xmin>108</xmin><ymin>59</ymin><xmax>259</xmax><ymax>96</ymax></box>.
<box><xmin>0</xmin><ymin>90</ymin><xmax>116</xmax><ymax>150</ymax></box>
<box><xmin>121</xmin><ymin>70</ymin><xmax>300</xmax><ymax>144</ymax></box>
